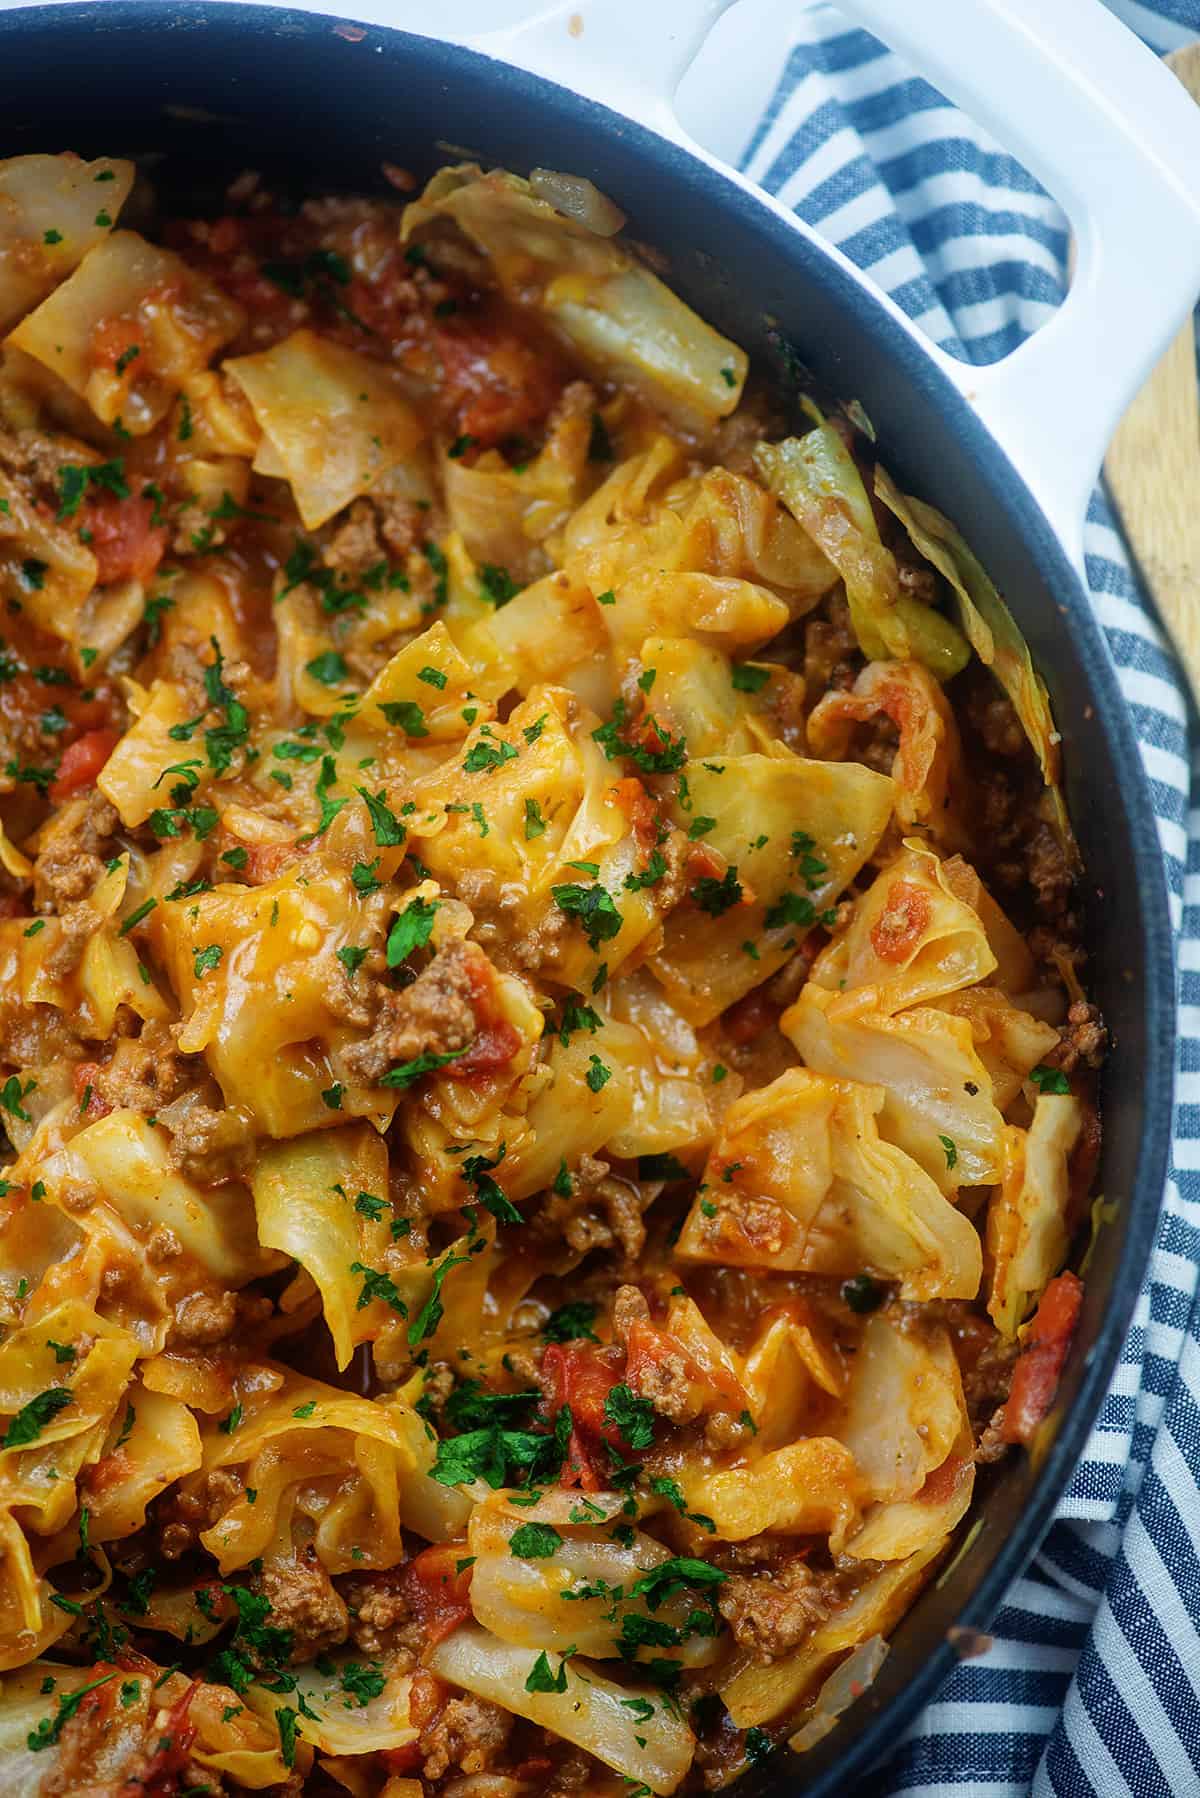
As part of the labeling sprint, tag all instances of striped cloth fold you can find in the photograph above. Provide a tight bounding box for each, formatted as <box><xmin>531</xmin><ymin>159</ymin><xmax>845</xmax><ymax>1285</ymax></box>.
<box><xmin>729</xmin><ymin>5</ymin><xmax>1200</xmax><ymax>1792</ymax></box>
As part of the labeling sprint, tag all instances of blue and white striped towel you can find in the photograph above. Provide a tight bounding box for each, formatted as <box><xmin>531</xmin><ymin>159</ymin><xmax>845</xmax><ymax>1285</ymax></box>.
<box><xmin>691</xmin><ymin>3</ymin><xmax>1200</xmax><ymax>1791</ymax></box>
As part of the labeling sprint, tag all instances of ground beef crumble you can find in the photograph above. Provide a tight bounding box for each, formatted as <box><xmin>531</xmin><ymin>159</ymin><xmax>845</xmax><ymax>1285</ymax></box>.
<box><xmin>529</xmin><ymin>1155</ymin><xmax>648</xmax><ymax>1266</ymax></box>
<box><xmin>419</xmin><ymin>1694</ymin><xmax>513</xmax><ymax>1780</ymax></box>
<box><xmin>32</xmin><ymin>788</ymin><xmax>119</xmax><ymax>912</ymax></box>
<box><xmin>338</xmin><ymin>937</ymin><xmax>480</xmax><ymax>1084</ymax></box>
<box><xmin>717</xmin><ymin>1556</ymin><xmax>839</xmax><ymax>1660</ymax></box>
<box><xmin>260</xmin><ymin>1545</ymin><xmax>350</xmax><ymax>1662</ymax></box>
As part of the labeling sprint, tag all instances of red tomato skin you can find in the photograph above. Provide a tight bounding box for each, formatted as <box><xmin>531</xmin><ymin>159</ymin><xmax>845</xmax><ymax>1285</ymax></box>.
<box><xmin>72</xmin><ymin>1063</ymin><xmax>113</xmax><ymax>1119</ymax></box>
<box><xmin>397</xmin><ymin>1543</ymin><xmax>474</xmax><ymax>1647</ymax></box>
<box><xmin>870</xmin><ymin>879</ymin><xmax>932</xmax><ymax>963</ymax></box>
<box><xmin>86</xmin><ymin>493</ymin><xmax>168</xmax><ymax>585</ymax></box>
<box><xmin>1001</xmin><ymin>1272</ymin><xmax>1084</xmax><ymax>1445</ymax></box>
<box><xmin>48</xmin><ymin>727</ymin><xmax>120</xmax><ymax>802</ymax></box>
<box><xmin>542</xmin><ymin>1343</ymin><xmax>626</xmax><ymax>1488</ymax></box>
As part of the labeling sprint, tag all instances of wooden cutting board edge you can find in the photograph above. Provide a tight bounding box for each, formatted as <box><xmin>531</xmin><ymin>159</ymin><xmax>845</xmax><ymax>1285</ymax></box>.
<box><xmin>1104</xmin><ymin>43</ymin><xmax>1200</xmax><ymax>703</ymax></box>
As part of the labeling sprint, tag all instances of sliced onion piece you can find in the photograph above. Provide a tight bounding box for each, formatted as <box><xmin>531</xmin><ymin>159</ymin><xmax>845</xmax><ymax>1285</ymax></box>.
<box><xmin>530</xmin><ymin>168</ymin><xmax>626</xmax><ymax>236</ymax></box>
<box><xmin>788</xmin><ymin>1635</ymin><xmax>890</xmax><ymax>1753</ymax></box>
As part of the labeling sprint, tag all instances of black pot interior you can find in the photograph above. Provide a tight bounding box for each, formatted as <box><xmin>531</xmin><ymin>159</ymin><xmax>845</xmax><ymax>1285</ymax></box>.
<box><xmin>0</xmin><ymin>4</ymin><xmax>1175</xmax><ymax>1791</ymax></box>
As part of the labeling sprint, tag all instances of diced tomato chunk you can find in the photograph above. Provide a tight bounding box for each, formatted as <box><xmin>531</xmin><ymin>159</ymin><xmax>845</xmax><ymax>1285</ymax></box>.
<box><xmin>85</xmin><ymin>493</ymin><xmax>168</xmax><ymax>585</ymax></box>
<box><xmin>1001</xmin><ymin>1271</ymin><xmax>1084</xmax><ymax>1446</ymax></box>
<box><xmin>49</xmin><ymin>727</ymin><xmax>120</xmax><ymax>803</ymax></box>
<box><xmin>91</xmin><ymin>315</ymin><xmax>146</xmax><ymax>372</ymax></box>
<box><xmin>451</xmin><ymin>946</ymin><xmax>522</xmax><ymax>1080</ymax></box>
<box><xmin>612</xmin><ymin>776</ymin><xmax>659</xmax><ymax>854</ymax></box>
<box><xmin>870</xmin><ymin>879</ymin><xmax>931</xmax><ymax>963</ymax></box>
<box><xmin>236</xmin><ymin>839</ymin><xmax>310</xmax><ymax>885</ymax></box>
<box><xmin>434</xmin><ymin>317</ymin><xmax>562</xmax><ymax>446</ymax></box>
<box><xmin>542</xmin><ymin>1342</ymin><xmax>626</xmax><ymax>1488</ymax></box>
<box><xmin>397</xmin><ymin>1544</ymin><xmax>474</xmax><ymax>1647</ymax></box>
<box><xmin>82</xmin><ymin>1448</ymin><xmax>133</xmax><ymax>1496</ymax></box>
<box><xmin>453</xmin><ymin>1019</ymin><xmax>522</xmax><ymax>1077</ymax></box>
<box><xmin>72</xmin><ymin>1062</ymin><xmax>113</xmax><ymax>1119</ymax></box>
<box><xmin>132</xmin><ymin>1678</ymin><xmax>200</xmax><ymax>1795</ymax></box>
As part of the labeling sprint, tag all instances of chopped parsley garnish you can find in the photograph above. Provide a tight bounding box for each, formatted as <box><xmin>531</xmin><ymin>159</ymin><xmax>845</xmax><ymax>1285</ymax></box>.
<box><xmin>524</xmin><ymin>797</ymin><xmax>547</xmax><ymax>840</ymax></box>
<box><xmin>423</xmin><ymin>541</ymin><xmax>449</xmax><ymax>605</ymax></box>
<box><xmin>479</xmin><ymin>562</ymin><xmax>520</xmax><ymax>606</ymax></box>
<box><xmin>336</xmin><ymin>945</ymin><xmax>368</xmax><ymax>976</ymax></box>
<box><xmin>56</xmin><ymin>457</ymin><xmax>129</xmax><ymax>520</ymax></box>
<box><xmin>409</xmin><ymin>1246</ymin><xmax>472</xmax><ymax>1345</ymax></box>
<box><xmin>745</xmin><ymin>1725</ymin><xmax>775</xmax><ymax>1763</ymax></box>
<box><xmin>624</xmin><ymin>849</ymin><xmax>668</xmax><ymax>891</ymax></box>
<box><xmin>509</xmin><ymin>1522</ymin><xmax>562</xmax><ymax>1559</ymax></box>
<box><xmin>1</xmin><ymin>1386</ymin><xmax>72</xmax><ymax>1448</ymax></box>
<box><xmin>542</xmin><ymin>1300</ymin><xmax>599</xmax><ymax>1343</ymax></box>
<box><xmin>380</xmin><ymin>1047</ymin><xmax>467</xmax><ymax>1088</ymax></box>
<box><xmin>551</xmin><ymin>881</ymin><xmax>622</xmax><ymax>951</ymax></box>
<box><xmin>559</xmin><ymin>1000</ymin><xmax>601</xmax><ymax>1046</ymax></box>
<box><xmin>630</xmin><ymin>1556</ymin><xmax>727</xmax><ymax>1610</ymax></box>
<box><xmin>593</xmin><ymin>698</ymin><xmax>686</xmax><ymax>773</ymax></box>
<box><xmin>356</xmin><ymin>786</ymin><xmax>406</xmax><ymax>846</ymax></box>
<box><xmin>649</xmin><ymin>1475</ymin><xmax>715</xmax><ymax>1532</ymax></box>
<box><xmin>443</xmin><ymin>1382</ymin><xmax>540</xmax><ymax>1430</ymax></box>
<box><xmin>339</xmin><ymin>1663</ymin><xmax>386</xmax><ymax>1707</ymax></box>
<box><xmin>431</xmin><ymin>1409</ymin><xmax>570</xmax><ymax>1490</ymax></box>
<box><xmin>202</xmin><ymin>637</ymin><xmax>250</xmax><ymax>775</ymax></box>
<box><xmin>378</xmin><ymin>699</ymin><xmax>429</xmax><ymax>736</ymax></box>
<box><xmin>552</xmin><ymin>1160</ymin><xmax>573</xmax><ymax>1199</ymax></box>
<box><xmin>462</xmin><ymin>1147</ymin><xmax>522</xmax><ymax>1226</ymax></box>
<box><xmin>586</xmin><ymin>1054</ymin><xmax>612</xmax><ymax>1092</ymax></box>
<box><xmin>386</xmin><ymin>896</ymin><xmax>439</xmax><ymax>966</ymax></box>
<box><xmin>1030</xmin><ymin>1064</ymin><xmax>1070</xmax><ymax>1094</ymax></box>
<box><xmin>0</xmin><ymin>1074</ymin><xmax>36</xmax><ymax>1123</ymax></box>
<box><xmin>691</xmin><ymin>866</ymin><xmax>743</xmax><ymax>915</ymax></box>
<box><xmin>143</xmin><ymin>591</ymin><xmax>175</xmax><ymax>645</ymax></box>
<box><xmin>276</xmin><ymin>1705</ymin><xmax>299</xmax><ymax>1769</ymax></box>
<box><xmin>525</xmin><ymin>1649</ymin><xmax>573</xmax><ymax>1694</ymax></box>
<box><xmin>939</xmin><ymin>1134</ymin><xmax>958</xmax><ymax>1170</ymax></box>
<box><xmin>463</xmin><ymin>734</ymin><xmax>518</xmax><ymax>774</ymax></box>
<box><xmin>603</xmin><ymin>1384</ymin><xmax>655</xmax><ymax>1451</ymax></box>
<box><xmin>763</xmin><ymin>891</ymin><xmax>816</xmax><ymax>929</ymax></box>
<box><xmin>731</xmin><ymin>662</ymin><xmax>771</xmax><ymax>693</ymax></box>
<box><xmin>418</xmin><ymin>665</ymin><xmax>448</xmax><ymax>689</ymax></box>
<box><xmin>350</xmin><ymin>1263</ymin><xmax>407</xmax><ymax>1317</ymax></box>
<box><xmin>305</xmin><ymin>650</ymin><xmax>349</xmax><ymax>686</ymax></box>
<box><xmin>27</xmin><ymin>1671</ymin><xmax>118</xmax><ymax>1751</ymax></box>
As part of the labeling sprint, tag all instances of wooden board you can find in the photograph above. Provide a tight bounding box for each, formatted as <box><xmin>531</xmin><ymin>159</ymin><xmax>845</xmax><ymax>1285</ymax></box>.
<box><xmin>1104</xmin><ymin>44</ymin><xmax>1200</xmax><ymax>701</ymax></box>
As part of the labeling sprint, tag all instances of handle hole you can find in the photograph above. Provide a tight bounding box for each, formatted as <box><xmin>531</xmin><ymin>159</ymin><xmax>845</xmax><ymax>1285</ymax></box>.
<box><xmin>676</xmin><ymin>0</ymin><xmax>1070</xmax><ymax>368</ymax></box>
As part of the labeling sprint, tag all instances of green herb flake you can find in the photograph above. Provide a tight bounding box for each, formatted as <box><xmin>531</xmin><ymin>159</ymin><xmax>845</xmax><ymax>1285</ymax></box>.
<box><xmin>386</xmin><ymin>896</ymin><xmax>439</xmax><ymax>967</ymax></box>
<box><xmin>1030</xmin><ymin>1064</ymin><xmax>1070</xmax><ymax>1095</ymax></box>
<box><xmin>603</xmin><ymin>1384</ymin><xmax>655</xmax><ymax>1451</ymax></box>
<box><xmin>509</xmin><ymin>1521</ymin><xmax>562</xmax><ymax>1559</ymax></box>
<box><xmin>2</xmin><ymin>1386</ymin><xmax>73</xmax><ymax>1449</ymax></box>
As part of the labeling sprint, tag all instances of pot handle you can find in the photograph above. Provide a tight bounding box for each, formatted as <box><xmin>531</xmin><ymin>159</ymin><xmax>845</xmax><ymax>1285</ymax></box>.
<box><xmin>377</xmin><ymin>0</ymin><xmax>1200</xmax><ymax>564</ymax></box>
